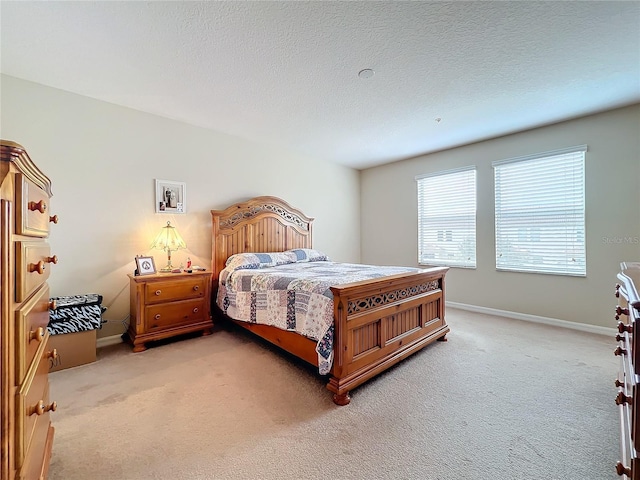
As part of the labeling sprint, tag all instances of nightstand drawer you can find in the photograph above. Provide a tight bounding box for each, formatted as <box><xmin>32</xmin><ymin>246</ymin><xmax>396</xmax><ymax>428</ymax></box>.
<box><xmin>145</xmin><ymin>298</ymin><xmax>207</xmax><ymax>332</ymax></box>
<box><xmin>16</xmin><ymin>174</ymin><xmax>52</xmax><ymax>238</ymax></box>
<box><xmin>16</xmin><ymin>241</ymin><xmax>54</xmax><ymax>303</ymax></box>
<box><xmin>15</xmin><ymin>285</ymin><xmax>50</xmax><ymax>384</ymax></box>
<box><xmin>144</xmin><ymin>276</ymin><xmax>207</xmax><ymax>304</ymax></box>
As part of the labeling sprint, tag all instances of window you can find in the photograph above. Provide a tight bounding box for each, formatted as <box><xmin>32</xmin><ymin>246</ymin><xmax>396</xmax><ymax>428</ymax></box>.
<box><xmin>493</xmin><ymin>146</ymin><xmax>586</xmax><ymax>276</ymax></box>
<box><xmin>416</xmin><ymin>167</ymin><xmax>476</xmax><ymax>268</ymax></box>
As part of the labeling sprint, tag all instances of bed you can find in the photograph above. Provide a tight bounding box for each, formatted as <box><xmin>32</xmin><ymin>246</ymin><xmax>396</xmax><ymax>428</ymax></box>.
<box><xmin>211</xmin><ymin>196</ymin><xmax>449</xmax><ymax>405</ymax></box>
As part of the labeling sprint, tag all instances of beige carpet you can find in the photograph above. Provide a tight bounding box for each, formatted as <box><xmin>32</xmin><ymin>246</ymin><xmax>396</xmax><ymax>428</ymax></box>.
<box><xmin>48</xmin><ymin>308</ymin><xmax>618</xmax><ymax>480</ymax></box>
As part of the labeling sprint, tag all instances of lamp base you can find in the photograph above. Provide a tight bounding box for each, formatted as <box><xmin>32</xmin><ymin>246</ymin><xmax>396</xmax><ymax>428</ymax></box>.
<box><xmin>159</xmin><ymin>266</ymin><xmax>173</xmax><ymax>273</ymax></box>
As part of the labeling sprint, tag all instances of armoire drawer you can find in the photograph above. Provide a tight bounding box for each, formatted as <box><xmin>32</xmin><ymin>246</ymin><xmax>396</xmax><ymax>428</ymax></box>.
<box><xmin>15</xmin><ymin>173</ymin><xmax>53</xmax><ymax>237</ymax></box>
<box><xmin>15</xmin><ymin>349</ymin><xmax>55</xmax><ymax>470</ymax></box>
<box><xmin>15</xmin><ymin>284</ymin><xmax>52</xmax><ymax>384</ymax></box>
<box><xmin>17</xmin><ymin>415</ymin><xmax>53</xmax><ymax>480</ymax></box>
<box><xmin>16</xmin><ymin>241</ymin><xmax>55</xmax><ymax>303</ymax></box>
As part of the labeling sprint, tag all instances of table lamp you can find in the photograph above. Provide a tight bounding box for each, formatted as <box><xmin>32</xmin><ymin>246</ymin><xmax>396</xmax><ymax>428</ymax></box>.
<box><xmin>150</xmin><ymin>221</ymin><xmax>186</xmax><ymax>272</ymax></box>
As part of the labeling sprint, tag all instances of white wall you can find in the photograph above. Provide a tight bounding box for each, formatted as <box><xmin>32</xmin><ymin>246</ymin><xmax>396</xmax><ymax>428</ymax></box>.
<box><xmin>361</xmin><ymin>104</ymin><xmax>640</xmax><ymax>328</ymax></box>
<box><xmin>1</xmin><ymin>75</ymin><xmax>361</xmax><ymax>337</ymax></box>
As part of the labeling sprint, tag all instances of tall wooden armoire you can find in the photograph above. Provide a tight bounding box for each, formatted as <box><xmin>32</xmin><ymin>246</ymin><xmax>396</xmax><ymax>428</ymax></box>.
<box><xmin>1</xmin><ymin>140</ymin><xmax>58</xmax><ymax>479</ymax></box>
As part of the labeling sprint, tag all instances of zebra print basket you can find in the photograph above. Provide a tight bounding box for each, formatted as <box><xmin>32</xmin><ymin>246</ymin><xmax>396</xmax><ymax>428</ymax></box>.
<box><xmin>47</xmin><ymin>294</ymin><xmax>106</xmax><ymax>335</ymax></box>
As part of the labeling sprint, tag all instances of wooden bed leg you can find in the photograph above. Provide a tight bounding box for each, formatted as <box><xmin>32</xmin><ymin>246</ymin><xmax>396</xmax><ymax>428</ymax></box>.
<box><xmin>437</xmin><ymin>334</ymin><xmax>448</xmax><ymax>342</ymax></box>
<box><xmin>333</xmin><ymin>392</ymin><xmax>351</xmax><ymax>406</ymax></box>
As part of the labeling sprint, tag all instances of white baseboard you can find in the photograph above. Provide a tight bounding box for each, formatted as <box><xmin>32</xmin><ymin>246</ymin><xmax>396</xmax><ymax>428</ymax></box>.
<box><xmin>96</xmin><ymin>334</ymin><xmax>123</xmax><ymax>348</ymax></box>
<box><xmin>446</xmin><ymin>301</ymin><xmax>616</xmax><ymax>337</ymax></box>
<box><xmin>95</xmin><ymin>305</ymin><xmax>614</xmax><ymax>344</ymax></box>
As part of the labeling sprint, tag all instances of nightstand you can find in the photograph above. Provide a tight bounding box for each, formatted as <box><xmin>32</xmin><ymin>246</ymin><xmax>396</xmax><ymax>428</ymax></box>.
<box><xmin>125</xmin><ymin>271</ymin><xmax>213</xmax><ymax>352</ymax></box>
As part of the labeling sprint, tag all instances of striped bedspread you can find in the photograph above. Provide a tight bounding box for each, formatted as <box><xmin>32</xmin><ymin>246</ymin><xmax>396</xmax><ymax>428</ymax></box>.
<box><xmin>217</xmin><ymin>255</ymin><xmax>420</xmax><ymax>374</ymax></box>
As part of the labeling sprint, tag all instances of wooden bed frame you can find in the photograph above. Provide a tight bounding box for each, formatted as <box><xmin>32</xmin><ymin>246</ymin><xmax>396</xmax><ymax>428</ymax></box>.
<box><xmin>211</xmin><ymin>196</ymin><xmax>449</xmax><ymax>405</ymax></box>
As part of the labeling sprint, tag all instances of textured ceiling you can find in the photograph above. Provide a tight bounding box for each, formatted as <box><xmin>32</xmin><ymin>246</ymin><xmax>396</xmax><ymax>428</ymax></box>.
<box><xmin>1</xmin><ymin>1</ymin><xmax>639</xmax><ymax>169</ymax></box>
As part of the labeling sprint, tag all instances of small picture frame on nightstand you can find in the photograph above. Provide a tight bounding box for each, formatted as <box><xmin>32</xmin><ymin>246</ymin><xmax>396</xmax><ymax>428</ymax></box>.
<box><xmin>135</xmin><ymin>256</ymin><xmax>156</xmax><ymax>276</ymax></box>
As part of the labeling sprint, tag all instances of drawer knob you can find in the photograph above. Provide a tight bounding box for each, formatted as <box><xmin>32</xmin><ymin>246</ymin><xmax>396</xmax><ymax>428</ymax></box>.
<box><xmin>49</xmin><ymin>214</ymin><xmax>59</xmax><ymax>224</ymax></box>
<box><xmin>618</xmin><ymin>322</ymin><xmax>633</xmax><ymax>334</ymax></box>
<box><xmin>615</xmin><ymin>379</ymin><xmax>625</xmax><ymax>388</ymax></box>
<box><xmin>193</xmin><ymin>307</ymin><xmax>199</xmax><ymax>314</ymax></box>
<box><xmin>46</xmin><ymin>348</ymin><xmax>58</xmax><ymax>360</ymax></box>
<box><xmin>155</xmin><ymin>290</ymin><xmax>162</xmax><ymax>296</ymax></box>
<box><xmin>616</xmin><ymin>461</ymin><xmax>632</xmax><ymax>476</ymax></box>
<box><xmin>614</xmin><ymin>346</ymin><xmax>627</xmax><ymax>356</ymax></box>
<box><xmin>49</xmin><ymin>300</ymin><xmax>57</xmax><ymax>310</ymax></box>
<box><xmin>616</xmin><ymin>391</ymin><xmax>632</xmax><ymax>405</ymax></box>
<box><xmin>616</xmin><ymin>306</ymin><xmax>629</xmax><ymax>320</ymax></box>
<box><xmin>193</xmin><ymin>285</ymin><xmax>200</xmax><ymax>291</ymax></box>
<box><xmin>615</xmin><ymin>284</ymin><xmax>621</xmax><ymax>298</ymax></box>
<box><xmin>29</xmin><ymin>327</ymin><xmax>45</xmax><ymax>343</ymax></box>
<box><xmin>29</xmin><ymin>200</ymin><xmax>47</xmax><ymax>213</ymax></box>
<box><xmin>30</xmin><ymin>400</ymin><xmax>57</xmax><ymax>416</ymax></box>
<box><xmin>154</xmin><ymin>314</ymin><xmax>161</xmax><ymax>320</ymax></box>
<box><xmin>616</xmin><ymin>334</ymin><xmax>625</xmax><ymax>342</ymax></box>
<box><xmin>46</xmin><ymin>255</ymin><xmax>58</xmax><ymax>264</ymax></box>
<box><xmin>29</xmin><ymin>261</ymin><xmax>46</xmax><ymax>274</ymax></box>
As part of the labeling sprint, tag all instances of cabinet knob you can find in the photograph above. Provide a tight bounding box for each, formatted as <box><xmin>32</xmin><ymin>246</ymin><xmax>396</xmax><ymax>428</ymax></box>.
<box><xmin>616</xmin><ymin>461</ymin><xmax>632</xmax><ymax>476</ymax></box>
<box><xmin>193</xmin><ymin>285</ymin><xmax>200</xmax><ymax>291</ymax></box>
<box><xmin>615</xmin><ymin>378</ymin><xmax>625</xmax><ymax>388</ymax></box>
<box><xmin>616</xmin><ymin>306</ymin><xmax>629</xmax><ymax>320</ymax></box>
<box><xmin>615</xmin><ymin>284</ymin><xmax>621</xmax><ymax>298</ymax></box>
<box><xmin>614</xmin><ymin>346</ymin><xmax>628</xmax><ymax>356</ymax></box>
<box><xmin>618</xmin><ymin>322</ymin><xmax>633</xmax><ymax>334</ymax></box>
<box><xmin>193</xmin><ymin>307</ymin><xmax>199</xmax><ymax>314</ymax></box>
<box><xmin>616</xmin><ymin>334</ymin><xmax>625</xmax><ymax>342</ymax></box>
<box><xmin>616</xmin><ymin>391</ymin><xmax>632</xmax><ymax>405</ymax></box>
<box><xmin>49</xmin><ymin>214</ymin><xmax>59</xmax><ymax>224</ymax></box>
<box><xmin>49</xmin><ymin>300</ymin><xmax>57</xmax><ymax>310</ymax></box>
<box><xmin>28</xmin><ymin>260</ymin><xmax>46</xmax><ymax>274</ymax></box>
<box><xmin>29</xmin><ymin>400</ymin><xmax>56</xmax><ymax>416</ymax></box>
<box><xmin>29</xmin><ymin>327</ymin><xmax>45</xmax><ymax>343</ymax></box>
<box><xmin>28</xmin><ymin>200</ymin><xmax>47</xmax><ymax>213</ymax></box>
<box><xmin>46</xmin><ymin>255</ymin><xmax>58</xmax><ymax>264</ymax></box>
<box><xmin>154</xmin><ymin>314</ymin><xmax>161</xmax><ymax>320</ymax></box>
<box><xmin>46</xmin><ymin>349</ymin><xmax>58</xmax><ymax>360</ymax></box>
<box><xmin>155</xmin><ymin>290</ymin><xmax>162</xmax><ymax>296</ymax></box>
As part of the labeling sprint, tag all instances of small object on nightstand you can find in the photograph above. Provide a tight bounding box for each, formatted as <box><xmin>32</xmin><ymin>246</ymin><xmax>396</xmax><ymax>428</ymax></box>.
<box><xmin>186</xmin><ymin>257</ymin><xmax>192</xmax><ymax>269</ymax></box>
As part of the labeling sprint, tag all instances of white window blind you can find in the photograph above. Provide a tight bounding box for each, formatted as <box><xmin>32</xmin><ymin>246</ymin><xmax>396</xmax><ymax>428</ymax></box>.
<box><xmin>493</xmin><ymin>146</ymin><xmax>586</xmax><ymax>276</ymax></box>
<box><xmin>416</xmin><ymin>167</ymin><xmax>476</xmax><ymax>268</ymax></box>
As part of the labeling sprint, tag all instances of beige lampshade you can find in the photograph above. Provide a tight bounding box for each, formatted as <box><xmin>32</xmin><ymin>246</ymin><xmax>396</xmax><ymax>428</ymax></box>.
<box><xmin>150</xmin><ymin>221</ymin><xmax>186</xmax><ymax>271</ymax></box>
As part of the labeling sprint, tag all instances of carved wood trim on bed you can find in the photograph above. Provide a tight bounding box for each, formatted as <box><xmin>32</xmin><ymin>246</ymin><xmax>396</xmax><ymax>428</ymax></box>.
<box><xmin>211</xmin><ymin>196</ymin><xmax>449</xmax><ymax>405</ymax></box>
<box><xmin>210</xmin><ymin>196</ymin><xmax>313</xmax><ymax>292</ymax></box>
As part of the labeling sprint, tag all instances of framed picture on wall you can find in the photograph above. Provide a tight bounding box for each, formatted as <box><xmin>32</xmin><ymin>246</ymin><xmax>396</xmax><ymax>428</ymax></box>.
<box><xmin>155</xmin><ymin>179</ymin><xmax>186</xmax><ymax>214</ymax></box>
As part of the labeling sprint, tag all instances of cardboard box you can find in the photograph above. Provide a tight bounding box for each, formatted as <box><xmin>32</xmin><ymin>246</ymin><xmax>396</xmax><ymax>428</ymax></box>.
<box><xmin>48</xmin><ymin>329</ymin><xmax>97</xmax><ymax>372</ymax></box>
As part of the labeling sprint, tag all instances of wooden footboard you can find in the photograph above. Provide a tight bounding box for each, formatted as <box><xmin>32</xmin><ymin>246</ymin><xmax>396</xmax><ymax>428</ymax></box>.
<box><xmin>327</xmin><ymin>267</ymin><xmax>449</xmax><ymax>405</ymax></box>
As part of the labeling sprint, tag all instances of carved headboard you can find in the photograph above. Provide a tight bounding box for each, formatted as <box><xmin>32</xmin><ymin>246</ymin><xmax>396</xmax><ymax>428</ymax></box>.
<box><xmin>210</xmin><ymin>196</ymin><xmax>314</xmax><ymax>290</ymax></box>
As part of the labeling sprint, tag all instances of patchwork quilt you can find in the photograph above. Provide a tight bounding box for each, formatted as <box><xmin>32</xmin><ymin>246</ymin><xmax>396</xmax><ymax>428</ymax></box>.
<box><xmin>217</xmin><ymin>250</ymin><xmax>420</xmax><ymax>374</ymax></box>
